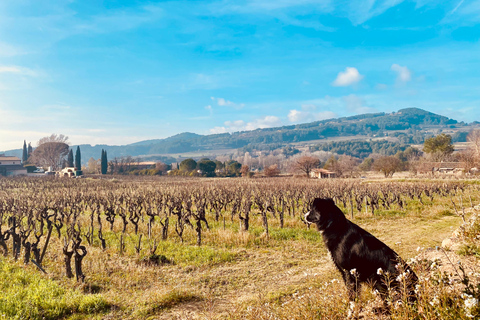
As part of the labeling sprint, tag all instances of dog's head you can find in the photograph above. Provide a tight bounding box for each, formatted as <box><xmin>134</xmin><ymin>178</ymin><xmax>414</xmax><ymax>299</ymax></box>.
<box><xmin>305</xmin><ymin>198</ymin><xmax>342</xmax><ymax>228</ymax></box>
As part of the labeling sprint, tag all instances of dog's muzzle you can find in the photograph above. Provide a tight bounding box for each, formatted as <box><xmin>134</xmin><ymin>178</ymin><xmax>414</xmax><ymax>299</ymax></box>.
<box><xmin>304</xmin><ymin>211</ymin><xmax>312</xmax><ymax>223</ymax></box>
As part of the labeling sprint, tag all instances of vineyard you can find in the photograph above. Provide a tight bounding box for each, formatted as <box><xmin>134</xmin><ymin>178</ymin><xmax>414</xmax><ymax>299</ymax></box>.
<box><xmin>0</xmin><ymin>176</ymin><xmax>479</xmax><ymax>319</ymax></box>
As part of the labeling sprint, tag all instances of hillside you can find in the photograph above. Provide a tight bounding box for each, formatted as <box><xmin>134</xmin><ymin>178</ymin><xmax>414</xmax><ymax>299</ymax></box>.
<box><xmin>2</xmin><ymin>108</ymin><xmax>474</xmax><ymax>164</ymax></box>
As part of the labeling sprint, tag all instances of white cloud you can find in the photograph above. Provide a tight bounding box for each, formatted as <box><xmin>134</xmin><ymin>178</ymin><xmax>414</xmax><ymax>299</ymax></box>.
<box><xmin>211</xmin><ymin>96</ymin><xmax>245</xmax><ymax>109</ymax></box>
<box><xmin>205</xmin><ymin>105</ymin><xmax>213</xmax><ymax>115</ymax></box>
<box><xmin>332</xmin><ymin>67</ymin><xmax>364</xmax><ymax>87</ymax></box>
<box><xmin>342</xmin><ymin>94</ymin><xmax>375</xmax><ymax>114</ymax></box>
<box><xmin>209</xmin><ymin>116</ymin><xmax>281</xmax><ymax>134</ymax></box>
<box><xmin>0</xmin><ymin>65</ymin><xmax>37</xmax><ymax>77</ymax></box>
<box><xmin>0</xmin><ymin>42</ymin><xmax>23</xmax><ymax>57</ymax></box>
<box><xmin>288</xmin><ymin>109</ymin><xmax>310</xmax><ymax>122</ymax></box>
<box><xmin>345</xmin><ymin>0</ymin><xmax>405</xmax><ymax>25</ymax></box>
<box><xmin>449</xmin><ymin>0</ymin><xmax>465</xmax><ymax>15</ymax></box>
<box><xmin>391</xmin><ymin>64</ymin><xmax>412</xmax><ymax>83</ymax></box>
<box><xmin>288</xmin><ymin>109</ymin><xmax>336</xmax><ymax>123</ymax></box>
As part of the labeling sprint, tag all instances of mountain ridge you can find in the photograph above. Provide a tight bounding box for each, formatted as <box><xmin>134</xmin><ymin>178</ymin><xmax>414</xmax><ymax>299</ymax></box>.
<box><xmin>2</xmin><ymin>108</ymin><xmax>475</xmax><ymax>164</ymax></box>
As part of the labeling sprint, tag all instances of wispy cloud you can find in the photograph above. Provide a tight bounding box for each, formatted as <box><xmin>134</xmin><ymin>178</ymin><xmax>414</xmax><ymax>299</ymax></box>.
<box><xmin>449</xmin><ymin>0</ymin><xmax>465</xmax><ymax>15</ymax></box>
<box><xmin>210</xmin><ymin>96</ymin><xmax>245</xmax><ymax>109</ymax></box>
<box><xmin>391</xmin><ymin>64</ymin><xmax>412</xmax><ymax>83</ymax></box>
<box><xmin>0</xmin><ymin>42</ymin><xmax>23</xmax><ymax>57</ymax></box>
<box><xmin>342</xmin><ymin>94</ymin><xmax>376</xmax><ymax>114</ymax></box>
<box><xmin>210</xmin><ymin>115</ymin><xmax>281</xmax><ymax>134</ymax></box>
<box><xmin>345</xmin><ymin>0</ymin><xmax>405</xmax><ymax>25</ymax></box>
<box><xmin>0</xmin><ymin>65</ymin><xmax>37</xmax><ymax>76</ymax></box>
<box><xmin>332</xmin><ymin>67</ymin><xmax>364</xmax><ymax>87</ymax></box>
<box><xmin>74</xmin><ymin>5</ymin><xmax>163</xmax><ymax>34</ymax></box>
<box><xmin>288</xmin><ymin>108</ymin><xmax>335</xmax><ymax>123</ymax></box>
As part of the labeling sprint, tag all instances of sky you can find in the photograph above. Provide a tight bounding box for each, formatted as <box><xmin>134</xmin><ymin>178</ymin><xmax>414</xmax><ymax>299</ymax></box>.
<box><xmin>1</xmin><ymin>0</ymin><xmax>480</xmax><ymax>150</ymax></box>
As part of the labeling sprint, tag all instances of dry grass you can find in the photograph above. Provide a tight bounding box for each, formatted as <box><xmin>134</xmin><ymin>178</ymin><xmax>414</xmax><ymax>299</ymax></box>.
<box><xmin>2</xmin><ymin>177</ymin><xmax>480</xmax><ymax>319</ymax></box>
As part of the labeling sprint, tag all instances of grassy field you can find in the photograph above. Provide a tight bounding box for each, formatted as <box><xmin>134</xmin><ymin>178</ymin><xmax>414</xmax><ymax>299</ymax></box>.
<box><xmin>1</xmin><ymin>176</ymin><xmax>479</xmax><ymax>319</ymax></box>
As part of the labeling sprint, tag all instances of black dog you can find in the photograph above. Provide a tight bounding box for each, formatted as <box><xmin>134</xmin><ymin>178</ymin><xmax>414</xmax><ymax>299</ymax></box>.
<box><xmin>305</xmin><ymin>198</ymin><xmax>417</xmax><ymax>307</ymax></box>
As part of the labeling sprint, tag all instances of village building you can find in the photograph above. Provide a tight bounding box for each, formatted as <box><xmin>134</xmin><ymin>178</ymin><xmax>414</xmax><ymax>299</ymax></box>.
<box><xmin>0</xmin><ymin>154</ymin><xmax>27</xmax><ymax>176</ymax></box>
<box><xmin>310</xmin><ymin>168</ymin><xmax>337</xmax><ymax>179</ymax></box>
<box><xmin>135</xmin><ymin>161</ymin><xmax>156</xmax><ymax>170</ymax></box>
<box><xmin>56</xmin><ymin>167</ymin><xmax>77</xmax><ymax>178</ymax></box>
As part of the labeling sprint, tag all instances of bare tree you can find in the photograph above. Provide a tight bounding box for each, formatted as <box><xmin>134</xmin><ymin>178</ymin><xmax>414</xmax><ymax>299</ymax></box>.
<box><xmin>467</xmin><ymin>129</ymin><xmax>480</xmax><ymax>160</ymax></box>
<box><xmin>240</xmin><ymin>165</ymin><xmax>250</xmax><ymax>177</ymax></box>
<box><xmin>30</xmin><ymin>134</ymin><xmax>70</xmax><ymax>170</ymax></box>
<box><xmin>336</xmin><ymin>155</ymin><xmax>360</xmax><ymax>178</ymax></box>
<box><xmin>291</xmin><ymin>155</ymin><xmax>320</xmax><ymax>177</ymax></box>
<box><xmin>372</xmin><ymin>156</ymin><xmax>402</xmax><ymax>178</ymax></box>
<box><xmin>38</xmin><ymin>134</ymin><xmax>69</xmax><ymax>146</ymax></box>
<box><xmin>264</xmin><ymin>164</ymin><xmax>280</xmax><ymax>177</ymax></box>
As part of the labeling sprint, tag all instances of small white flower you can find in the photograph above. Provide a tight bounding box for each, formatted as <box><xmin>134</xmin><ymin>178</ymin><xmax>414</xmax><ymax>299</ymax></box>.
<box><xmin>394</xmin><ymin>301</ymin><xmax>403</xmax><ymax>310</ymax></box>
<box><xmin>396</xmin><ymin>272</ymin><xmax>407</xmax><ymax>282</ymax></box>
<box><xmin>377</xmin><ymin>268</ymin><xmax>384</xmax><ymax>275</ymax></box>
<box><xmin>350</xmin><ymin>268</ymin><xmax>357</xmax><ymax>276</ymax></box>
<box><xmin>429</xmin><ymin>295</ymin><xmax>439</xmax><ymax>306</ymax></box>
<box><xmin>464</xmin><ymin>295</ymin><xmax>478</xmax><ymax>310</ymax></box>
<box><xmin>415</xmin><ymin>284</ymin><xmax>421</xmax><ymax>293</ymax></box>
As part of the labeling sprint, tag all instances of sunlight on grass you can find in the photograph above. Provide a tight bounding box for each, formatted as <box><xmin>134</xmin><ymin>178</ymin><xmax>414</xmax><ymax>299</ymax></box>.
<box><xmin>0</xmin><ymin>260</ymin><xmax>109</xmax><ymax>320</ymax></box>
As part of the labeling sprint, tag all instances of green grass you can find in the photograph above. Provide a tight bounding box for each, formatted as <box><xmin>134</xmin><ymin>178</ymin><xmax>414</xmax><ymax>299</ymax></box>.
<box><xmin>133</xmin><ymin>289</ymin><xmax>202</xmax><ymax>318</ymax></box>
<box><xmin>143</xmin><ymin>240</ymin><xmax>237</xmax><ymax>266</ymax></box>
<box><xmin>0</xmin><ymin>260</ymin><xmax>110</xmax><ymax>320</ymax></box>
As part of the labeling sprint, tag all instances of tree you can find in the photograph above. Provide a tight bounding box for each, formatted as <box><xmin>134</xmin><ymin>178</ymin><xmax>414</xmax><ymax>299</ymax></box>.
<box><xmin>38</xmin><ymin>133</ymin><xmax>69</xmax><ymax>145</ymax></box>
<box><xmin>67</xmin><ymin>149</ymin><xmax>74</xmax><ymax>167</ymax></box>
<box><xmin>423</xmin><ymin>133</ymin><xmax>454</xmax><ymax>161</ymax></box>
<box><xmin>22</xmin><ymin>140</ymin><xmax>28</xmax><ymax>164</ymax></box>
<box><xmin>359</xmin><ymin>157</ymin><xmax>374</xmax><ymax>172</ymax></box>
<box><xmin>179</xmin><ymin>158</ymin><xmax>197</xmax><ymax>172</ymax></box>
<box><xmin>214</xmin><ymin>160</ymin><xmax>224</xmax><ymax>172</ymax></box>
<box><xmin>323</xmin><ymin>155</ymin><xmax>338</xmax><ymax>171</ymax></box>
<box><xmin>101</xmin><ymin>149</ymin><xmax>108</xmax><ymax>174</ymax></box>
<box><xmin>30</xmin><ymin>135</ymin><xmax>70</xmax><ymax>171</ymax></box>
<box><xmin>197</xmin><ymin>159</ymin><xmax>216</xmax><ymax>177</ymax></box>
<box><xmin>87</xmin><ymin>157</ymin><xmax>100</xmax><ymax>174</ymax></box>
<box><xmin>467</xmin><ymin>129</ymin><xmax>480</xmax><ymax>160</ymax></box>
<box><xmin>264</xmin><ymin>164</ymin><xmax>280</xmax><ymax>177</ymax></box>
<box><xmin>240</xmin><ymin>165</ymin><xmax>250</xmax><ymax>177</ymax></box>
<box><xmin>226</xmin><ymin>160</ymin><xmax>242</xmax><ymax>176</ymax></box>
<box><xmin>291</xmin><ymin>155</ymin><xmax>320</xmax><ymax>177</ymax></box>
<box><xmin>373</xmin><ymin>156</ymin><xmax>402</xmax><ymax>177</ymax></box>
<box><xmin>27</xmin><ymin>143</ymin><xmax>33</xmax><ymax>160</ymax></box>
<box><xmin>336</xmin><ymin>155</ymin><xmax>360</xmax><ymax>178</ymax></box>
<box><xmin>75</xmin><ymin>146</ymin><xmax>81</xmax><ymax>170</ymax></box>
<box><xmin>155</xmin><ymin>162</ymin><xmax>170</xmax><ymax>175</ymax></box>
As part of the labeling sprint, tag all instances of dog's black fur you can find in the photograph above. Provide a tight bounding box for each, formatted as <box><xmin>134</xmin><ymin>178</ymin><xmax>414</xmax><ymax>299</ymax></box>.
<box><xmin>305</xmin><ymin>198</ymin><xmax>417</xmax><ymax>306</ymax></box>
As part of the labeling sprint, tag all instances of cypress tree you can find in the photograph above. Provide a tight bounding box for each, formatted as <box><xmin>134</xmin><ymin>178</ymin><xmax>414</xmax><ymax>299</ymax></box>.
<box><xmin>75</xmin><ymin>146</ymin><xmax>81</xmax><ymax>170</ymax></box>
<box><xmin>22</xmin><ymin>140</ymin><xmax>28</xmax><ymax>164</ymax></box>
<box><xmin>67</xmin><ymin>149</ymin><xmax>74</xmax><ymax>167</ymax></box>
<box><xmin>101</xmin><ymin>149</ymin><xmax>108</xmax><ymax>174</ymax></box>
<box><xmin>27</xmin><ymin>143</ymin><xmax>33</xmax><ymax>160</ymax></box>
<box><xmin>104</xmin><ymin>150</ymin><xmax>108</xmax><ymax>174</ymax></box>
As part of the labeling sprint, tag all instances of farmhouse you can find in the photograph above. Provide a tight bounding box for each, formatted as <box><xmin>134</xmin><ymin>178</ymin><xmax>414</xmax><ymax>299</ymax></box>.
<box><xmin>0</xmin><ymin>155</ymin><xmax>27</xmax><ymax>176</ymax></box>
<box><xmin>416</xmin><ymin>161</ymin><xmax>467</xmax><ymax>175</ymax></box>
<box><xmin>136</xmin><ymin>161</ymin><xmax>156</xmax><ymax>170</ymax></box>
<box><xmin>310</xmin><ymin>168</ymin><xmax>336</xmax><ymax>179</ymax></box>
<box><xmin>56</xmin><ymin>167</ymin><xmax>78</xmax><ymax>178</ymax></box>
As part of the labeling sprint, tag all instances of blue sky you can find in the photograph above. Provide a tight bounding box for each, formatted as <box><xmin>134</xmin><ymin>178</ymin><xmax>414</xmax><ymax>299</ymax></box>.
<box><xmin>1</xmin><ymin>0</ymin><xmax>480</xmax><ymax>150</ymax></box>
